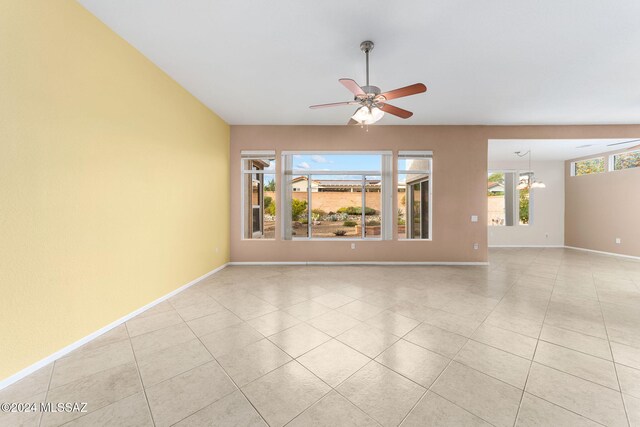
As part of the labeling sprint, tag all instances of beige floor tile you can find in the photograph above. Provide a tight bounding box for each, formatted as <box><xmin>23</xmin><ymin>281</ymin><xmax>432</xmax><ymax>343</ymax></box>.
<box><xmin>540</xmin><ymin>324</ymin><xmax>612</xmax><ymax>360</ymax></box>
<box><xmin>337</xmin><ymin>300</ymin><xmax>385</xmax><ymax>321</ymax></box>
<box><xmin>337</xmin><ymin>361</ymin><xmax>425</xmax><ymax>427</ymax></box>
<box><xmin>485</xmin><ymin>311</ymin><xmax>542</xmax><ymax>338</ymax></box>
<box><xmin>135</xmin><ymin>301</ymin><xmax>174</xmax><ymax>319</ymax></box>
<box><xmin>168</xmin><ymin>289</ymin><xmax>214</xmax><ymax>310</ymax></box>
<box><xmin>472</xmin><ymin>323</ymin><xmax>537</xmax><ymax>359</ymax></box>
<box><xmin>617</xmin><ymin>363</ymin><xmax>640</xmax><ymax>398</ymax></box>
<box><xmin>71</xmin><ymin>325</ymin><xmax>129</xmax><ymax>355</ymax></box>
<box><xmin>130</xmin><ymin>322</ymin><xmax>196</xmax><ymax>360</ymax></box>
<box><xmin>455</xmin><ymin>339</ymin><xmax>530</xmax><ymax>389</ymax></box>
<box><xmin>312</xmin><ymin>292</ymin><xmax>355</xmax><ymax>309</ymax></box>
<box><xmin>611</xmin><ymin>341</ymin><xmax>640</xmax><ymax>370</ymax></box>
<box><xmin>308</xmin><ymin>311</ymin><xmax>362</xmax><ymax>337</ymax></box>
<box><xmin>526</xmin><ymin>362</ymin><xmax>627</xmax><ymax>427</ymax></box>
<box><xmin>0</xmin><ymin>364</ymin><xmax>52</xmax><ymax>402</ymax></box>
<box><xmin>337</xmin><ymin>322</ymin><xmax>400</xmax><ymax>358</ymax></box>
<box><xmin>247</xmin><ymin>310</ymin><xmax>301</xmax><ymax>336</ymax></box>
<box><xmin>422</xmin><ymin>309</ymin><xmax>482</xmax><ymax>338</ymax></box>
<box><xmin>0</xmin><ymin>391</ymin><xmax>46</xmax><ymax>427</ymax></box>
<box><xmin>401</xmin><ymin>391</ymin><xmax>491</xmax><ymax>427</ymax></box>
<box><xmin>126</xmin><ymin>310</ymin><xmax>183</xmax><ymax>337</ymax></box>
<box><xmin>146</xmin><ymin>361</ymin><xmax>236</xmax><ymax>427</ymax></box>
<box><xmin>388</xmin><ymin>301</ymin><xmax>432</xmax><ymax>322</ymax></box>
<box><xmin>431</xmin><ymin>361</ymin><xmax>522</xmax><ymax>427</ymax></box>
<box><xmin>64</xmin><ymin>392</ymin><xmax>153</xmax><ymax>427</ymax></box>
<box><xmin>41</xmin><ymin>362</ymin><xmax>142</xmax><ymax>427</ymax></box>
<box><xmin>185</xmin><ymin>309</ymin><xmax>242</xmax><ymax>337</ymax></box>
<box><xmin>534</xmin><ymin>341</ymin><xmax>619</xmax><ymax>390</ymax></box>
<box><xmin>251</xmin><ymin>290</ymin><xmax>308</xmax><ymax>309</ymax></box>
<box><xmin>298</xmin><ymin>339</ymin><xmax>370</xmax><ymax>387</ymax></box>
<box><xmin>174</xmin><ymin>390</ymin><xmax>266</xmax><ymax>426</ymax></box>
<box><xmin>173</xmin><ymin>298</ymin><xmax>225</xmax><ymax>321</ymax></box>
<box><xmin>366</xmin><ymin>310</ymin><xmax>420</xmax><ymax>336</ymax></box>
<box><xmin>516</xmin><ymin>393</ymin><xmax>600</xmax><ymax>427</ymax></box>
<box><xmin>217</xmin><ymin>339</ymin><xmax>292</xmax><ymax>386</ymax></box>
<box><xmin>288</xmin><ymin>391</ymin><xmax>377</xmax><ymax>427</ymax></box>
<box><xmin>375</xmin><ymin>339</ymin><xmax>449</xmax><ymax>388</ymax></box>
<box><xmin>242</xmin><ymin>361</ymin><xmax>330</xmax><ymax>427</ymax></box>
<box><xmin>404</xmin><ymin>323</ymin><xmax>468</xmax><ymax>358</ymax></box>
<box><xmin>222</xmin><ymin>294</ymin><xmax>279</xmax><ymax>320</ymax></box>
<box><xmin>199</xmin><ymin>322</ymin><xmax>264</xmax><ymax>357</ymax></box>
<box><xmin>137</xmin><ymin>339</ymin><xmax>212</xmax><ymax>387</ymax></box>
<box><xmin>625</xmin><ymin>393</ymin><xmax>640</xmax><ymax>427</ymax></box>
<box><xmin>269</xmin><ymin>323</ymin><xmax>331</xmax><ymax>358</ymax></box>
<box><xmin>284</xmin><ymin>300</ymin><xmax>332</xmax><ymax>321</ymax></box>
<box><xmin>50</xmin><ymin>339</ymin><xmax>134</xmax><ymax>388</ymax></box>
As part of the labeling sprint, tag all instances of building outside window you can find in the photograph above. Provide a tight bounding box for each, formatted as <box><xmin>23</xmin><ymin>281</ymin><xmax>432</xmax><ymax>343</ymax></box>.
<box><xmin>241</xmin><ymin>151</ymin><xmax>276</xmax><ymax>239</ymax></box>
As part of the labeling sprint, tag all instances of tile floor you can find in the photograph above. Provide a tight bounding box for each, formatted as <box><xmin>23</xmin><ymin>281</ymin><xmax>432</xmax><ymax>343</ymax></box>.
<box><xmin>2</xmin><ymin>248</ymin><xmax>640</xmax><ymax>426</ymax></box>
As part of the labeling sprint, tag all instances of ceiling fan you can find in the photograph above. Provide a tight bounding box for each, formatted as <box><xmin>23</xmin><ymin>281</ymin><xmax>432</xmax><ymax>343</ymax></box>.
<box><xmin>309</xmin><ymin>41</ymin><xmax>427</xmax><ymax>125</ymax></box>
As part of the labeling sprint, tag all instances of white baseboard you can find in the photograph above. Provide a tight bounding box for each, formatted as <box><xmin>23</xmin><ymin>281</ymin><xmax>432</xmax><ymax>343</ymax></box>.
<box><xmin>488</xmin><ymin>245</ymin><xmax>565</xmax><ymax>248</ymax></box>
<box><xmin>229</xmin><ymin>261</ymin><xmax>489</xmax><ymax>266</ymax></box>
<box><xmin>564</xmin><ymin>246</ymin><xmax>640</xmax><ymax>261</ymax></box>
<box><xmin>0</xmin><ymin>263</ymin><xmax>228</xmax><ymax>391</ymax></box>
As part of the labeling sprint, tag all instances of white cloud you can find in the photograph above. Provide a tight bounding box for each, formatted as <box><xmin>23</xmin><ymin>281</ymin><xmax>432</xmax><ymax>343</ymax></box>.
<box><xmin>311</xmin><ymin>155</ymin><xmax>331</xmax><ymax>164</ymax></box>
<box><xmin>296</xmin><ymin>162</ymin><xmax>311</xmax><ymax>169</ymax></box>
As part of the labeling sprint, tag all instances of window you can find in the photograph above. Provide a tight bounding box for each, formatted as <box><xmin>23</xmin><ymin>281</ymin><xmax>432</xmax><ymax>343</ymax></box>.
<box><xmin>282</xmin><ymin>152</ymin><xmax>392</xmax><ymax>239</ymax></box>
<box><xmin>572</xmin><ymin>157</ymin><xmax>605</xmax><ymax>176</ymax></box>
<box><xmin>612</xmin><ymin>149</ymin><xmax>640</xmax><ymax>171</ymax></box>
<box><xmin>241</xmin><ymin>151</ymin><xmax>276</xmax><ymax>239</ymax></box>
<box><xmin>488</xmin><ymin>171</ymin><xmax>533</xmax><ymax>226</ymax></box>
<box><xmin>398</xmin><ymin>152</ymin><xmax>432</xmax><ymax>239</ymax></box>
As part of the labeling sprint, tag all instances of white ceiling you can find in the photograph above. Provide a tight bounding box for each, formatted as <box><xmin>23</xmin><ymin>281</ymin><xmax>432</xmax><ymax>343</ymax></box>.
<box><xmin>78</xmin><ymin>0</ymin><xmax>640</xmax><ymax>125</ymax></box>
<box><xmin>488</xmin><ymin>139</ymin><xmax>640</xmax><ymax>162</ymax></box>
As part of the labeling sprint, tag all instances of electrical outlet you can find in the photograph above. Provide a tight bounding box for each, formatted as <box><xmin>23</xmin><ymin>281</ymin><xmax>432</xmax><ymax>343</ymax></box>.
<box><xmin>471</xmin><ymin>215</ymin><xmax>478</xmax><ymax>222</ymax></box>
<box><xmin>615</xmin><ymin>238</ymin><xmax>621</xmax><ymax>244</ymax></box>
<box><xmin>351</xmin><ymin>243</ymin><xmax>356</xmax><ymax>250</ymax></box>
<box><xmin>473</xmin><ymin>243</ymin><xmax>479</xmax><ymax>250</ymax></box>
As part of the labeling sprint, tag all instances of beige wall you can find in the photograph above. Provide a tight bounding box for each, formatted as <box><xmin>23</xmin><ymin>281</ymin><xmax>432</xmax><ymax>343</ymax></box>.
<box><xmin>231</xmin><ymin>125</ymin><xmax>640</xmax><ymax>263</ymax></box>
<box><xmin>565</xmin><ymin>145</ymin><xmax>640</xmax><ymax>257</ymax></box>
<box><xmin>0</xmin><ymin>1</ymin><xmax>229</xmax><ymax>380</ymax></box>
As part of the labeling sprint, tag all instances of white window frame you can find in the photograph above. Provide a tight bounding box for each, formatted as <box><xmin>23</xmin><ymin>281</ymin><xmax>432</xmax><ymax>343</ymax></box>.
<box><xmin>398</xmin><ymin>151</ymin><xmax>433</xmax><ymax>241</ymax></box>
<box><xmin>610</xmin><ymin>149</ymin><xmax>640</xmax><ymax>172</ymax></box>
<box><xmin>487</xmin><ymin>169</ymin><xmax>535</xmax><ymax>227</ymax></box>
<box><xmin>281</xmin><ymin>151</ymin><xmax>393</xmax><ymax>241</ymax></box>
<box><xmin>240</xmin><ymin>151</ymin><xmax>276</xmax><ymax>240</ymax></box>
<box><xmin>571</xmin><ymin>156</ymin><xmax>606</xmax><ymax>177</ymax></box>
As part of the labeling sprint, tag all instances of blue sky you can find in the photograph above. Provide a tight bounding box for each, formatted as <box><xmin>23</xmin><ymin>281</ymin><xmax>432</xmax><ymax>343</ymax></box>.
<box><xmin>293</xmin><ymin>154</ymin><xmax>381</xmax><ymax>171</ymax></box>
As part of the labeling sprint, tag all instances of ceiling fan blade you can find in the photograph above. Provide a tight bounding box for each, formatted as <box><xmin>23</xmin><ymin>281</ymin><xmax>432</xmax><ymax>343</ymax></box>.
<box><xmin>347</xmin><ymin>119</ymin><xmax>359</xmax><ymax>125</ymax></box>
<box><xmin>379</xmin><ymin>103</ymin><xmax>413</xmax><ymax>119</ymax></box>
<box><xmin>378</xmin><ymin>83</ymin><xmax>427</xmax><ymax>101</ymax></box>
<box><xmin>339</xmin><ymin>78</ymin><xmax>366</xmax><ymax>96</ymax></box>
<box><xmin>309</xmin><ymin>101</ymin><xmax>358</xmax><ymax>109</ymax></box>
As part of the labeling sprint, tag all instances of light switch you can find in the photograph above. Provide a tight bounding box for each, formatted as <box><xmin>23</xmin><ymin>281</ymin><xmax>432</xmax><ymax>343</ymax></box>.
<box><xmin>471</xmin><ymin>215</ymin><xmax>478</xmax><ymax>222</ymax></box>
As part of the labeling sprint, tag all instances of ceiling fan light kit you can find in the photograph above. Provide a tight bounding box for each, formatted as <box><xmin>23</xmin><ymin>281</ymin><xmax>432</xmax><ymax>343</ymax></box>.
<box><xmin>310</xmin><ymin>41</ymin><xmax>427</xmax><ymax>125</ymax></box>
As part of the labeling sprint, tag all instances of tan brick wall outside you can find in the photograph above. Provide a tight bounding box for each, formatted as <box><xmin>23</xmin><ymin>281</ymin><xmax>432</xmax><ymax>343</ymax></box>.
<box><xmin>265</xmin><ymin>191</ymin><xmax>405</xmax><ymax>214</ymax></box>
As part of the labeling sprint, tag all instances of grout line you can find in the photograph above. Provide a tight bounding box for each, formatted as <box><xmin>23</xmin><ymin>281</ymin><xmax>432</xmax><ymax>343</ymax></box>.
<box><xmin>512</xmin><ymin>250</ymin><xmax>557</xmax><ymax>427</ymax></box>
<box><xmin>124</xmin><ymin>323</ymin><xmax>157</xmax><ymax>427</ymax></box>
<box><xmin>36</xmin><ymin>359</ymin><xmax>55</xmax><ymax>427</ymax></box>
<box><xmin>593</xmin><ymin>269</ymin><xmax>632</xmax><ymax>427</ymax></box>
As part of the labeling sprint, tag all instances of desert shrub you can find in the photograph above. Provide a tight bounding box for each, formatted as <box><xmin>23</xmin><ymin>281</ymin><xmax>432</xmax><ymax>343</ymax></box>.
<box><xmin>291</xmin><ymin>199</ymin><xmax>308</xmax><ymax>220</ymax></box>
<box><xmin>343</xmin><ymin>220</ymin><xmax>357</xmax><ymax>227</ymax></box>
<box><xmin>265</xmin><ymin>203</ymin><xmax>276</xmax><ymax>216</ymax></box>
<box><xmin>366</xmin><ymin>220</ymin><xmax>380</xmax><ymax>226</ymax></box>
<box><xmin>337</xmin><ymin>206</ymin><xmax>377</xmax><ymax>215</ymax></box>
<box><xmin>334</xmin><ymin>230</ymin><xmax>347</xmax><ymax>236</ymax></box>
<box><xmin>311</xmin><ymin>208</ymin><xmax>326</xmax><ymax>217</ymax></box>
<box><xmin>398</xmin><ymin>219</ymin><xmax>406</xmax><ymax>225</ymax></box>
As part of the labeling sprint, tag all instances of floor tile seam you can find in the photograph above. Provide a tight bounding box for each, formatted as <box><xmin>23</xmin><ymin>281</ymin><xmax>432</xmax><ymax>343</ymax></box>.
<box><xmin>56</xmin><ymin>335</ymin><xmax>131</xmax><ymax>362</ymax></box>
<box><xmin>535</xmin><ymin>337</ymin><xmax>613</xmax><ymax>363</ymax></box>
<box><xmin>172</xmin><ymin>307</ymin><xmax>269</xmax><ymax>427</ymax></box>
<box><xmin>522</xmin><ymin>389</ymin><xmax>611</xmax><ymax>427</ymax></box>
<box><xmin>36</xmin><ymin>357</ymin><xmax>55</xmax><ymax>427</ymax></box>
<box><xmin>426</xmin><ymin>389</ymin><xmax>500</xmax><ymax>427</ymax></box>
<box><xmin>506</xmin><ymin>266</ymin><xmax>556</xmax><ymax>427</ymax></box>
<box><xmin>46</xmin><ymin>357</ymin><xmax>137</xmax><ymax>394</ymax></box>
<box><xmin>124</xmin><ymin>322</ymin><xmax>157</xmax><ymax>427</ymax></box>
<box><xmin>593</xmin><ymin>272</ymin><xmax>632</xmax><ymax>427</ymax></box>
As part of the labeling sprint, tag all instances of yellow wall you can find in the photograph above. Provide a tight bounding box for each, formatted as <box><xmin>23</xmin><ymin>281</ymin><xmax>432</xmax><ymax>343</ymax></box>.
<box><xmin>0</xmin><ymin>1</ymin><xmax>230</xmax><ymax>380</ymax></box>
